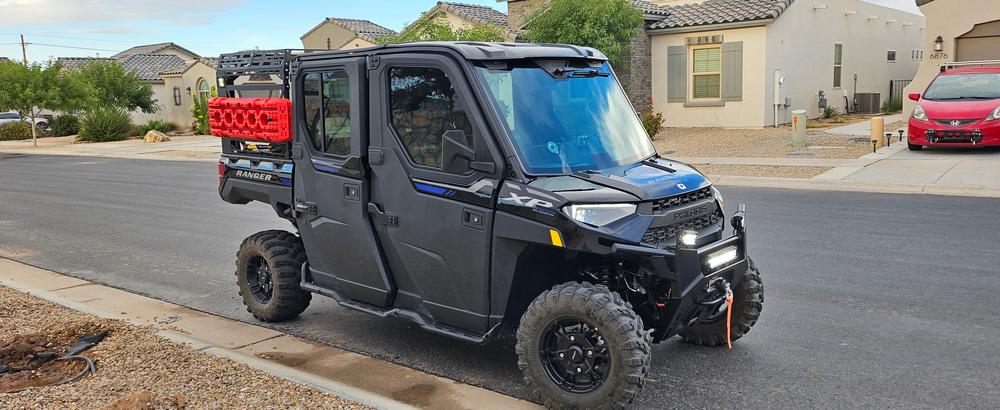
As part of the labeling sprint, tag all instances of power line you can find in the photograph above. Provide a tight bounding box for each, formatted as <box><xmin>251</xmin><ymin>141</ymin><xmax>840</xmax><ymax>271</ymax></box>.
<box><xmin>26</xmin><ymin>42</ymin><xmax>121</xmax><ymax>52</ymax></box>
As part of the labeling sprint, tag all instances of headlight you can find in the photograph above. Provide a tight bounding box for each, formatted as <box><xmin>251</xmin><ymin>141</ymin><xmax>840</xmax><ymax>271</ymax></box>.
<box><xmin>912</xmin><ymin>104</ymin><xmax>929</xmax><ymax>122</ymax></box>
<box><xmin>986</xmin><ymin>106</ymin><xmax>1000</xmax><ymax>122</ymax></box>
<box><xmin>564</xmin><ymin>203</ymin><xmax>636</xmax><ymax>226</ymax></box>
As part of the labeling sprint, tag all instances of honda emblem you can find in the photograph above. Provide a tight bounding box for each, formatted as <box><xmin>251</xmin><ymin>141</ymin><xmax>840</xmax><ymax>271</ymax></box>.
<box><xmin>951</xmin><ymin>120</ymin><xmax>962</xmax><ymax>127</ymax></box>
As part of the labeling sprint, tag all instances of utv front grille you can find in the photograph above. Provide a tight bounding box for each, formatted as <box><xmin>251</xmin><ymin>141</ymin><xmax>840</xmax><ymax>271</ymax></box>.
<box><xmin>642</xmin><ymin>210</ymin><xmax>723</xmax><ymax>246</ymax></box>
<box><xmin>651</xmin><ymin>187</ymin><xmax>713</xmax><ymax>213</ymax></box>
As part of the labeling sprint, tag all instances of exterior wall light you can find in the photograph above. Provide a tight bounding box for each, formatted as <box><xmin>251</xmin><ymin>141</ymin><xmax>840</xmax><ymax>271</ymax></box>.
<box><xmin>934</xmin><ymin>36</ymin><xmax>944</xmax><ymax>52</ymax></box>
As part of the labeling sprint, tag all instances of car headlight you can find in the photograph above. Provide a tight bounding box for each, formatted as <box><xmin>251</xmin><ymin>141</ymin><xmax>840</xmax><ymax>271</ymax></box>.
<box><xmin>986</xmin><ymin>106</ymin><xmax>1000</xmax><ymax>122</ymax></box>
<box><xmin>912</xmin><ymin>104</ymin><xmax>929</xmax><ymax>122</ymax></box>
<box><xmin>564</xmin><ymin>203</ymin><xmax>636</xmax><ymax>227</ymax></box>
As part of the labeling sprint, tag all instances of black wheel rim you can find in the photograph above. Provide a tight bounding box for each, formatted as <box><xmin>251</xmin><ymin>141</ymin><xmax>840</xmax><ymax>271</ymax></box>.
<box><xmin>246</xmin><ymin>255</ymin><xmax>273</xmax><ymax>304</ymax></box>
<box><xmin>539</xmin><ymin>318</ymin><xmax>610</xmax><ymax>394</ymax></box>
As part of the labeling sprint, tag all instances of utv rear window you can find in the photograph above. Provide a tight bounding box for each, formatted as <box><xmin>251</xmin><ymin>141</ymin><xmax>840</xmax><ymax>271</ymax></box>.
<box><xmin>302</xmin><ymin>70</ymin><xmax>352</xmax><ymax>156</ymax></box>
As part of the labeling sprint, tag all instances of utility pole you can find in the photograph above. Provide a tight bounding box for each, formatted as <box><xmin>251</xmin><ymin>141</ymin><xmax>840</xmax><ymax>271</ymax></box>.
<box><xmin>20</xmin><ymin>34</ymin><xmax>37</xmax><ymax>147</ymax></box>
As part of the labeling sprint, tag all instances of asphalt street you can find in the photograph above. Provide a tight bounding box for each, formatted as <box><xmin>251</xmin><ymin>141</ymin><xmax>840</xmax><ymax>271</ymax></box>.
<box><xmin>1</xmin><ymin>153</ymin><xmax>998</xmax><ymax>408</ymax></box>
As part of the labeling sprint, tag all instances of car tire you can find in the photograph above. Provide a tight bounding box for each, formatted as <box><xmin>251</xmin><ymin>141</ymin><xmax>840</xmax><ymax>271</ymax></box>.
<box><xmin>236</xmin><ymin>230</ymin><xmax>311</xmax><ymax>322</ymax></box>
<box><xmin>516</xmin><ymin>282</ymin><xmax>651</xmax><ymax>409</ymax></box>
<box><xmin>680</xmin><ymin>260</ymin><xmax>763</xmax><ymax>347</ymax></box>
<box><xmin>908</xmin><ymin>143</ymin><xmax>924</xmax><ymax>151</ymax></box>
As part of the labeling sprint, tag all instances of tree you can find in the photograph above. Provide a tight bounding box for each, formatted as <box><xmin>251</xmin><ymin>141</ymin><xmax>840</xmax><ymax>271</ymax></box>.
<box><xmin>523</xmin><ymin>0</ymin><xmax>643</xmax><ymax>67</ymax></box>
<box><xmin>77</xmin><ymin>60</ymin><xmax>158</xmax><ymax>113</ymax></box>
<box><xmin>380</xmin><ymin>20</ymin><xmax>506</xmax><ymax>43</ymax></box>
<box><xmin>0</xmin><ymin>61</ymin><xmax>94</xmax><ymax>146</ymax></box>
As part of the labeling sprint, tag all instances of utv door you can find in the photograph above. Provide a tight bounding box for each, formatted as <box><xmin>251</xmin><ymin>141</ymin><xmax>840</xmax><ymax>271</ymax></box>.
<box><xmin>292</xmin><ymin>58</ymin><xmax>393</xmax><ymax>307</ymax></box>
<box><xmin>368</xmin><ymin>55</ymin><xmax>501</xmax><ymax>333</ymax></box>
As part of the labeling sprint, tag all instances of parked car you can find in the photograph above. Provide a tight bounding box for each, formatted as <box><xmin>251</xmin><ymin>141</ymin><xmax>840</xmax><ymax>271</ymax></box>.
<box><xmin>907</xmin><ymin>64</ymin><xmax>1000</xmax><ymax>150</ymax></box>
<box><xmin>0</xmin><ymin>111</ymin><xmax>49</xmax><ymax>131</ymax></box>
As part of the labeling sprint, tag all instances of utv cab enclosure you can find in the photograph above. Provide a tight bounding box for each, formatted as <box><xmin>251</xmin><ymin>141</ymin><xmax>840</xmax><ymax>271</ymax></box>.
<box><xmin>213</xmin><ymin>43</ymin><xmax>763</xmax><ymax>409</ymax></box>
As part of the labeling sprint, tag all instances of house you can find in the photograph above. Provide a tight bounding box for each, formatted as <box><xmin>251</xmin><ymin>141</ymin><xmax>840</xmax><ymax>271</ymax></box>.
<box><xmin>301</xmin><ymin>18</ymin><xmax>397</xmax><ymax>50</ymax></box>
<box><xmin>903</xmin><ymin>0</ymin><xmax>1000</xmax><ymax>118</ymax></box>
<box><xmin>401</xmin><ymin>1</ymin><xmax>517</xmax><ymax>41</ymax></box>
<box><xmin>506</xmin><ymin>0</ymin><xmax>925</xmax><ymax>128</ymax></box>
<box><xmin>57</xmin><ymin>43</ymin><xmax>217</xmax><ymax>128</ymax></box>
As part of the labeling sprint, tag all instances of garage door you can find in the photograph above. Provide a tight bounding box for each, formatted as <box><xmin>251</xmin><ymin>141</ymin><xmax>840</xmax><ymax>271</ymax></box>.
<box><xmin>957</xmin><ymin>20</ymin><xmax>1000</xmax><ymax>61</ymax></box>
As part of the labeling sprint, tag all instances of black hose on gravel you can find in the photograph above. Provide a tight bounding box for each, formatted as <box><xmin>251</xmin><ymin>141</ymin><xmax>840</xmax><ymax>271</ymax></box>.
<box><xmin>0</xmin><ymin>331</ymin><xmax>106</xmax><ymax>394</ymax></box>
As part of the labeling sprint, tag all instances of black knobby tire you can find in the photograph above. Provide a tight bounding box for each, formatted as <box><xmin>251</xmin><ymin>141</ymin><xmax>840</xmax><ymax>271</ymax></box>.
<box><xmin>908</xmin><ymin>143</ymin><xmax>924</xmax><ymax>151</ymax></box>
<box><xmin>236</xmin><ymin>230</ymin><xmax>311</xmax><ymax>322</ymax></box>
<box><xmin>516</xmin><ymin>282</ymin><xmax>652</xmax><ymax>409</ymax></box>
<box><xmin>680</xmin><ymin>260</ymin><xmax>764</xmax><ymax>347</ymax></box>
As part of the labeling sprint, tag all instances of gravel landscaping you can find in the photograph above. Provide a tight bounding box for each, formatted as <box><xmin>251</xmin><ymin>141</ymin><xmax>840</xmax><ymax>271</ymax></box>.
<box><xmin>0</xmin><ymin>286</ymin><xmax>367</xmax><ymax>409</ymax></box>
<box><xmin>654</xmin><ymin>127</ymin><xmax>872</xmax><ymax>159</ymax></box>
<box><xmin>695</xmin><ymin>164</ymin><xmax>833</xmax><ymax>179</ymax></box>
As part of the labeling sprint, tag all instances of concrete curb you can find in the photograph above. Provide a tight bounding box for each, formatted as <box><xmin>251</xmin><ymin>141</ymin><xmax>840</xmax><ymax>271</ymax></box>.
<box><xmin>0</xmin><ymin>257</ymin><xmax>540</xmax><ymax>410</ymax></box>
<box><xmin>710</xmin><ymin>174</ymin><xmax>1000</xmax><ymax>198</ymax></box>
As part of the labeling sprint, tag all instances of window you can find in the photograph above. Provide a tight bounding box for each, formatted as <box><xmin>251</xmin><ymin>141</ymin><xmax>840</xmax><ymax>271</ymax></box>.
<box><xmin>389</xmin><ymin>66</ymin><xmax>474</xmax><ymax>170</ymax></box>
<box><xmin>172</xmin><ymin>86</ymin><xmax>182</xmax><ymax>106</ymax></box>
<box><xmin>887</xmin><ymin>50</ymin><xmax>896</xmax><ymax>63</ymax></box>
<box><xmin>833</xmin><ymin>44</ymin><xmax>843</xmax><ymax>88</ymax></box>
<box><xmin>692</xmin><ymin>46</ymin><xmax>721</xmax><ymax>99</ymax></box>
<box><xmin>302</xmin><ymin>70</ymin><xmax>352</xmax><ymax>156</ymax></box>
<box><xmin>197</xmin><ymin>78</ymin><xmax>211</xmax><ymax>101</ymax></box>
<box><xmin>0</xmin><ymin>112</ymin><xmax>19</xmax><ymax>120</ymax></box>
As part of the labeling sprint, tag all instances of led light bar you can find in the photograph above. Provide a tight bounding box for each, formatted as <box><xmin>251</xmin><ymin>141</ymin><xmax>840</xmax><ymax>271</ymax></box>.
<box><xmin>706</xmin><ymin>246</ymin><xmax>739</xmax><ymax>270</ymax></box>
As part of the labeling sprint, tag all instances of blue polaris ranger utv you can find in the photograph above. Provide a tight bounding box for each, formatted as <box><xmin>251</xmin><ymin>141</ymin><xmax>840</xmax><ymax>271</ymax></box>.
<box><xmin>213</xmin><ymin>43</ymin><xmax>762</xmax><ymax>409</ymax></box>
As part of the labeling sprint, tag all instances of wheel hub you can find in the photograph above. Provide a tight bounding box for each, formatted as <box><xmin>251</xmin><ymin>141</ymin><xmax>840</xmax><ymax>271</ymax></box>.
<box><xmin>540</xmin><ymin>319</ymin><xmax>610</xmax><ymax>394</ymax></box>
<box><xmin>246</xmin><ymin>255</ymin><xmax>273</xmax><ymax>304</ymax></box>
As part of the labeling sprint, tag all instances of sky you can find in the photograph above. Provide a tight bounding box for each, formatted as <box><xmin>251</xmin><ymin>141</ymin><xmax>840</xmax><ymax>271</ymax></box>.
<box><xmin>0</xmin><ymin>0</ymin><xmax>921</xmax><ymax>63</ymax></box>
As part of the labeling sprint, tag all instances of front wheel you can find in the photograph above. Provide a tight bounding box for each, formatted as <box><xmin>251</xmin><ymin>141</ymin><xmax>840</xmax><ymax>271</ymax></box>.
<box><xmin>235</xmin><ymin>230</ymin><xmax>311</xmax><ymax>322</ymax></box>
<box><xmin>516</xmin><ymin>282</ymin><xmax>651</xmax><ymax>409</ymax></box>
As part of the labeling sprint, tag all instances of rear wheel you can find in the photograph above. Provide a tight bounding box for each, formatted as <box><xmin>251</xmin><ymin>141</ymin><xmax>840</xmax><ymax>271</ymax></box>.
<box><xmin>236</xmin><ymin>230</ymin><xmax>311</xmax><ymax>322</ymax></box>
<box><xmin>516</xmin><ymin>282</ymin><xmax>651</xmax><ymax>409</ymax></box>
<box><xmin>908</xmin><ymin>142</ymin><xmax>924</xmax><ymax>151</ymax></box>
<box><xmin>680</xmin><ymin>260</ymin><xmax>763</xmax><ymax>346</ymax></box>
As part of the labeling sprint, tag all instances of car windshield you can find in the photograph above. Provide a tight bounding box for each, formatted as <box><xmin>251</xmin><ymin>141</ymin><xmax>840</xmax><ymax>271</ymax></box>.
<box><xmin>476</xmin><ymin>61</ymin><xmax>655</xmax><ymax>175</ymax></box>
<box><xmin>923</xmin><ymin>73</ymin><xmax>1000</xmax><ymax>101</ymax></box>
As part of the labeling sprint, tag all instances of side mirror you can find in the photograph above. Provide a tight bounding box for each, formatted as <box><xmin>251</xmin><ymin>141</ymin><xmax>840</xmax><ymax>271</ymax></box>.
<box><xmin>908</xmin><ymin>93</ymin><xmax>921</xmax><ymax>101</ymax></box>
<box><xmin>441</xmin><ymin>130</ymin><xmax>475</xmax><ymax>174</ymax></box>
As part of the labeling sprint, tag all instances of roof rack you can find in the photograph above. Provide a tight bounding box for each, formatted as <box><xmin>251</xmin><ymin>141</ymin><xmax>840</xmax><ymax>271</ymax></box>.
<box><xmin>940</xmin><ymin>60</ymin><xmax>1000</xmax><ymax>71</ymax></box>
<box><xmin>215</xmin><ymin>49</ymin><xmax>319</xmax><ymax>99</ymax></box>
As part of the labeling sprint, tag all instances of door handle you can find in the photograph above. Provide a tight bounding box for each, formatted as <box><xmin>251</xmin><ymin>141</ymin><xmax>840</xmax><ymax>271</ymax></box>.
<box><xmin>293</xmin><ymin>201</ymin><xmax>317</xmax><ymax>216</ymax></box>
<box><xmin>368</xmin><ymin>203</ymin><xmax>399</xmax><ymax>227</ymax></box>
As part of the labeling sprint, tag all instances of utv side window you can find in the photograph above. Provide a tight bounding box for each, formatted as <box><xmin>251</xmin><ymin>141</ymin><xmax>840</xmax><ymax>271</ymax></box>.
<box><xmin>302</xmin><ymin>70</ymin><xmax>352</xmax><ymax>156</ymax></box>
<box><xmin>389</xmin><ymin>67</ymin><xmax>474</xmax><ymax>169</ymax></box>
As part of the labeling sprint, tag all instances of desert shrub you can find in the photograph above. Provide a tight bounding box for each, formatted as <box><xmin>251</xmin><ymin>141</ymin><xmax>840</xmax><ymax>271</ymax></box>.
<box><xmin>138</xmin><ymin>119</ymin><xmax>174</xmax><ymax>136</ymax></box>
<box><xmin>642</xmin><ymin>110</ymin><xmax>666</xmax><ymax>138</ymax></box>
<box><xmin>78</xmin><ymin>107</ymin><xmax>132</xmax><ymax>142</ymax></box>
<box><xmin>0</xmin><ymin>121</ymin><xmax>32</xmax><ymax>141</ymax></box>
<box><xmin>822</xmin><ymin>106</ymin><xmax>838</xmax><ymax>119</ymax></box>
<box><xmin>49</xmin><ymin>114</ymin><xmax>80</xmax><ymax>136</ymax></box>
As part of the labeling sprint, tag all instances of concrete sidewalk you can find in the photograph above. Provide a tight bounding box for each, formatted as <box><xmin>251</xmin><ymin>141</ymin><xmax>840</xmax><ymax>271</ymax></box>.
<box><xmin>823</xmin><ymin>114</ymin><xmax>905</xmax><ymax>136</ymax></box>
<box><xmin>0</xmin><ymin>257</ymin><xmax>539</xmax><ymax>410</ymax></box>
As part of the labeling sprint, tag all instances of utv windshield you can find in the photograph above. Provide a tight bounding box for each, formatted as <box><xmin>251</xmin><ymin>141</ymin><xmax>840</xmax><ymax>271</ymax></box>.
<box><xmin>923</xmin><ymin>73</ymin><xmax>1000</xmax><ymax>101</ymax></box>
<box><xmin>476</xmin><ymin>61</ymin><xmax>655</xmax><ymax>175</ymax></box>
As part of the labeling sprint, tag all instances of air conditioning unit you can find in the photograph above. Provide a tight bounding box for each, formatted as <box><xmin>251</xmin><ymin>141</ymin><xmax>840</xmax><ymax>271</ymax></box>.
<box><xmin>854</xmin><ymin>93</ymin><xmax>881</xmax><ymax>114</ymax></box>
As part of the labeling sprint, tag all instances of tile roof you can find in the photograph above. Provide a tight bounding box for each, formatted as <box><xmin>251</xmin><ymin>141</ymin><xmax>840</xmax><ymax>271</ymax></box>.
<box><xmin>111</xmin><ymin>42</ymin><xmax>198</xmax><ymax>59</ymax></box>
<box><xmin>119</xmin><ymin>54</ymin><xmax>187</xmax><ymax>82</ymax></box>
<box><xmin>325</xmin><ymin>18</ymin><xmax>397</xmax><ymax>43</ymax></box>
<box><xmin>159</xmin><ymin>57</ymin><xmax>218</xmax><ymax>76</ymax></box>
<box><xmin>55</xmin><ymin>57</ymin><xmax>113</xmax><ymax>70</ymax></box>
<box><xmin>649</xmin><ymin>0</ymin><xmax>795</xmax><ymax>30</ymax></box>
<box><xmin>630</xmin><ymin>0</ymin><xmax>670</xmax><ymax>16</ymax></box>
<box><xmin>437</xmin><ymin>2</ymin><xmax>509</xmax><ymax>27</ymax></box>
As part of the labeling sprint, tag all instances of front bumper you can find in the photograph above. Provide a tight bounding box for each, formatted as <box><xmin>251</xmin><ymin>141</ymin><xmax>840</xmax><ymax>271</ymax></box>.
<box><xmin>612</xmin><ymin>208</ymin><xmax>750</xmax><ymax>340</ymax></box>
<box><xmin>908</xmin><ymin>118</ymin><xmax>1000</xmax><ymax>147</ymax></box>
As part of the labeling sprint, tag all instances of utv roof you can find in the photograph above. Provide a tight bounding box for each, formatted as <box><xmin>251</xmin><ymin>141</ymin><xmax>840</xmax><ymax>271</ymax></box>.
<box><xmin>300</xmin><ymin>42</ymin><xmax>609</xmax><ymax>62</ymax></box>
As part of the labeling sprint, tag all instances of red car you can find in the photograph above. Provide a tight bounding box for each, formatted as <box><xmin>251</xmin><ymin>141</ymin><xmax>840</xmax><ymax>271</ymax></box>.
<box><xmin>907</xmin><ymin>65</ymin><xmax>1000</xmax><ymax>150</ymax></box>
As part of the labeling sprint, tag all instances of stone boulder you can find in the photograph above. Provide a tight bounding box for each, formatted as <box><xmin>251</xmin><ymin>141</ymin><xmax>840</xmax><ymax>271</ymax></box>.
<box><xmin>144</xmin><ymin>130</ymin><xmax>171</xmax><ymax>143</ymax></box>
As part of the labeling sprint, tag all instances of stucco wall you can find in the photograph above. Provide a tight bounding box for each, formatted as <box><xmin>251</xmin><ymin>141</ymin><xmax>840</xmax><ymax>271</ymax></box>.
<box><xmin>651</xmin><ymin>26</ymin><xmax>769</xmax><ymax>128</ymax></box>
<box><xmin>130</xmin><ymin>83</ymin><xmax>170</xmax><ymax>125</ymax></box>
<box><xmin>767</xmin><ymin>0</ymin><xmax>924</xmax><ymax>125</ymax></box>
<box><xmin>131</xmin><ymin>62</ymin><xmax>216</xmax><ymax>130</ymax></box>
<box><xmin>301</xmin><ymin>23</ymin><xmax>360</xmax><ymax>50</ymax></box>
<box><xmin>903</xmin><ymin>0</ymin><xmax>1000</xmax><ymax>117</ymax></box>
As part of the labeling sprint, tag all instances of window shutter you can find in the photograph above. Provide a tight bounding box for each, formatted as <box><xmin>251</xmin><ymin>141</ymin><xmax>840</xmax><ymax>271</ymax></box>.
<box><xmin>667</xmin><ymin>46</ymin><xmax>687</xmax><ymax>103</ymax></box>
<box><xmin>721</xmin><ymin>41</ymin><xmax>743</xmax><ymax>102</ymax></box>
